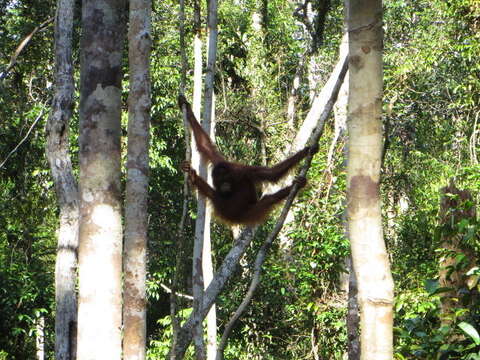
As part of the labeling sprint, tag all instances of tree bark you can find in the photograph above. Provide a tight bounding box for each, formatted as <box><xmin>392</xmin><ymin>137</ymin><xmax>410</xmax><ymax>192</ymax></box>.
<box><xmin>76</xmin><ymin>0</ymin><xmax>125</xmax><ymax>358</ymax></box>
<box><xmin>45</xmin><ymin>0</ymin><xmax>78</xmax><ymax>358</ymax></box>
<box><xmin>191</xmin><ymin>0</ymin><xmax>203</xmax><ymax>172</ymax></box>
<box><xmin>190</xmin><ymin>0</ymin><xmax>219</xmax><ymax>358</ymax></box>
<box><xmin>346</xmin><ymin>1</ymin><xmax>394</xmax><ymax>359</ymax></box>
<box><xmin>36</xmin><ymin>316</ymin><xmax>45</xmax><ymax>360</ymax></box>
<box><xmin>123</xmin><ymin>0</ymin><xmax>151</xmax><ymax>358</ymax></box>
<box><xmin>203</xmin><ymin>3</ymin><xmax>218</xmax><ymax>357</ymax></box>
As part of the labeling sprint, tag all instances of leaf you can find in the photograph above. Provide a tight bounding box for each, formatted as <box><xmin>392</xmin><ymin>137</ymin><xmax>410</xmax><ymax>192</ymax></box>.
<box><xmin>458</xmin><ymin>322</ymin><xmax>480</xmax><ymax>345</ymax></box>
<box><xmin>425</xmin><ymin>279</ymin><xmax>439</xmax><ymax>295</ymax></box>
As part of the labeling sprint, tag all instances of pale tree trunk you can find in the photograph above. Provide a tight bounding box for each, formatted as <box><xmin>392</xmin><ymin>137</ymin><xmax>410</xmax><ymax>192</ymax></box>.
<box><xmin>202</xmin><ymin>199</ymin><xmax>217</xmax><ymax>360</ymax></box>
<box><xmin>76</xmin><ymin>0</ymin><xmax>125</xmax><ymax>358</ymax></box>
<box><xmin>346</xmin><ymin>1</ymin><xmax>394</xmax><ymax>359</ymax></box>
<box><xmin>191</xmin><ymin>0</ymin><xmax>219</xmax><ymax>357</ymax></box>
<box><xmin>191</xmin><ymin>0</ymin><xmax>203</xmax><ymax>172</ymax></box>
<box><xmin>36</xmin><ymin>316</ymin><xmax>45</xmax><ymax>360</ymax></box>
<box><xmin>123</xmin><ymin>0</ymin><xmax>151</xmax><ymax>358</ymax></box>
<box><xmin>175</xmin><ymin>0</ymin><xmax>207</xmax><ymax>357</ymax></box>
<box><xmin>245</xmin><ymin>2</ymin><xmax>266</xmax><ymax>124</ymax></box>
<box><xmin>45</xmin><ymin>0</ymin><xmax>78</xmax><ymax>357</ymax></box>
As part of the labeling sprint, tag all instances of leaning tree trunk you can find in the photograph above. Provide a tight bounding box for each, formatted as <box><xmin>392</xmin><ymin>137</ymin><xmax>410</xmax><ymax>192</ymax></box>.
<box><xmin>76</xmin><ymin>0</ymin><xmax>126</xmax><ymax>359</ymax></box>
<box><xmin>45</xmin><ymin>0</ymin><xmax>78</xmax><ymax>358</ymax></box>
<box><xmin>123</xmin><ymin>0</ymin><xmax>152</xmax><ymax>358</ymax></box>
<box><xmin>346</xmin><ymin>0</ymin><xmax>394</xmax><ymax>359</ymax></box>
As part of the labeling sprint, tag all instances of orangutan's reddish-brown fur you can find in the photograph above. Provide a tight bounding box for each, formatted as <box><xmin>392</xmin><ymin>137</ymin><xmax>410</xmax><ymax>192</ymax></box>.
<box><xmin>179</xmin><ymin>95</ymin><xmax>316</xmax><ymax>225</ymax></box>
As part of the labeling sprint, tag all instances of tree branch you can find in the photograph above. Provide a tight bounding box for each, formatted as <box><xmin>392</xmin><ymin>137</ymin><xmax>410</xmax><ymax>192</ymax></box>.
<box><xmin>0</xmin><ymin>17</ymin><xmax>54</xmax><ymax>80</ymax></box>
<box><xmin>0</xmin><ymin>107</ymin><xmax>46</xmax><ymax>169</ymax></box>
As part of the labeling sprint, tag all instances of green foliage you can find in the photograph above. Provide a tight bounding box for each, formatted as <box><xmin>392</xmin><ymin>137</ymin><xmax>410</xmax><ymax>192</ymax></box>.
<box><xmin>147</xmin><ymin>308</ymin><xmax>194</xmax><ymax>359</ymax></box>
<box><xmin>394</xmin><ymin>182</ymin><xmax>479</xmax><ymax>358</ymax></box>
<box><xmin>394</xmin><ymin>282</ymin><xmax>480</xmax><ymax>359</ymax></box>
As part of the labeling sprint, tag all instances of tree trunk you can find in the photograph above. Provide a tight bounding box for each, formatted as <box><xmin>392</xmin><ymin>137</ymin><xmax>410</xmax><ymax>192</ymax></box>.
<box><xmin>76</xmin><ymin>0</ymin><xmax>125</xmax><ymax>358</ymax></box>
<box><xmin>203</xmin><ymin>209</ymin><xmax>217</xmax><ymax>360</ymax></box>
<box><xmin>36</xmin><ymin>316</ymin><xmax>45</xmax><ymax>360</ymax></box>
<box><xmin>190</xmin><ymin>0</ymin><xmax>219</xmax><ymax>358</ymax></box>
<box><xmin>203</xmin><ymin>3</ymin><xmax>218</xmax><ymax>357</ymax></box>
<box><xmin>123</xmin><ymin>0</ymin><xmax>151</xmax><ymax>358</ymax></box>
<box><xmin>346</xmin><ymin>0</ymin><xmax>394</xmax><ymax>359</ymax></box>
<box><xmin>191</xmin><ymin>0</ymin><xmax>203</xmax><ymax>173</ymax></box>
<box><xmin>45</xmin><ymin>0</ymin><xmax>78</xmax><ymax>358</ymax></box>
<box><xmin>172</xmin><ymin>0</ymin><xmax>195</xmax><ymax>355</ymax></box>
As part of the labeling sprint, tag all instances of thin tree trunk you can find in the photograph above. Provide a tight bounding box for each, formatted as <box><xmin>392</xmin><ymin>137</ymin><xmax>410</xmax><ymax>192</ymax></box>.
<box><xmin>0</xmin><ymin>17</ymin><xmax>54</xmax><ymax>79</ymax></box>
<box><xmin>36</xmin><ymin>316</ymin><xmax>45</xmax><ymax>360</ymax></box>
<box><xmin>191</xmin><ymin>0</ymin><xmax>203</xmax><ymax>172</ymax></box>
<box><xmin>193</xmin><ymin>0</ymin><xmax>218</xmax><ymax>359</ymax></box>
<box><xmin>203</xmin><ymin>3</ymin><xmax>218</xmax><ymax>357</ymax></box>
<box><xmin>123</xmin><ymin>0</ymin><xmax>151</xmax><ymax>358</ymax></box>
<box><xmin>290</xmin><ymin>54</ymin><xmax>349</xmax><ymax>159</ymax></box>
<box><xmin>346</xmin><ymin>1</ymin><xmax>394</xmax><ymax>359</ymax></box>
<box><xmin>203</xmin><ymin>204</ymin><xmax>217</xmax><ymax>360</ymax></box>
<box><xmin>191</xmin><ymin>0</ymin><xmax>219</xmax><ymax>358</ymax></box>
<box><xmin>76</xmin><ymin>0</ymin><xmax>125</xmax><ymax>358</ymax></box>
<box><xmin>262</xmin><ymin>53</ymin><xmax>348</xmax><ymax>199</ymax></box>
<box><xmin>45</xmin><ymin>0</ymin><xmax>78</xmax><ymax>357</ymax></box>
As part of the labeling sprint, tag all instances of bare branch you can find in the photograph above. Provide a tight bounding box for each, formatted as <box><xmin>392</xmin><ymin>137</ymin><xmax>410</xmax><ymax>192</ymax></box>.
<box><xmin>162</xmin><ymin>284</ymin><xmax>193</xmax><ymax>301</ymax></box>
<box><xmin>0</xmin><ymin>17</ymin><xmax>54</xmax><ymax>80</ymax></box>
